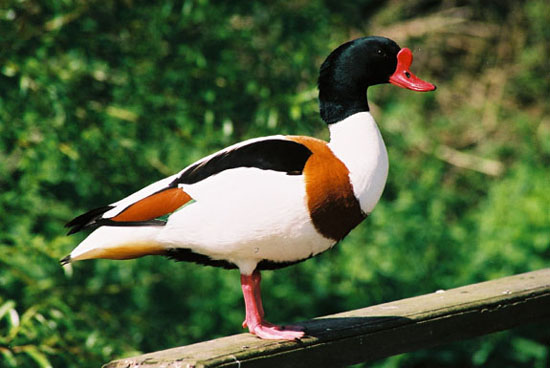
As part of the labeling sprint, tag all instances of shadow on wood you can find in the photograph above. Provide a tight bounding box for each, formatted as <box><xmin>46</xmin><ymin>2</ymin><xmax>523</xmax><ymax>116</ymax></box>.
<box><xmin>104</xmin><ymin>268</ymin><xmax>550</xmax><ymax>368</ymax></box>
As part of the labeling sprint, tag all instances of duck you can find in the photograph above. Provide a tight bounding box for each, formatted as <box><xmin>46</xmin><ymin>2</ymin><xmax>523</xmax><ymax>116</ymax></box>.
<box><xmin>62</xmin><ymin>36</ymin><xmax>436</xmax><ymax>340</ymax></box>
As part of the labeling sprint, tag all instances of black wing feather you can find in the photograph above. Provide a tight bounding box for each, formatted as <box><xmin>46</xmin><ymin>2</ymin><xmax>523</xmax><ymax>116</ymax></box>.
<box><xmin>172</xmin><ymin>139</ymin><xmax>312</xmax><ymax>185</ymax></box>
<box><xmin>66</xmin><ymin>139</ymin><xmax>312</xmax><ymax>235</ymax></box>
<box><xmin>65</xmin><ymin>205</ymin><xmax>114</xmax><ymax>235</ymax></box>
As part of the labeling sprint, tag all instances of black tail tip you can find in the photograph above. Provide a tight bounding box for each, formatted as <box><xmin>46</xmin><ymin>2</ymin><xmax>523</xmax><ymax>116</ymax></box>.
<box><xmin>60</xmin><ymin>255</ymin><xmax>71</xmax><ymax>266</ymax></box>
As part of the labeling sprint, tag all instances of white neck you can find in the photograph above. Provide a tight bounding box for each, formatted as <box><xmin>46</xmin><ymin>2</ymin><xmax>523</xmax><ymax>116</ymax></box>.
<box><xmin>328</xmin><ymin>112</ymin><xmax>389</xmax><ymax>214</ymax></box>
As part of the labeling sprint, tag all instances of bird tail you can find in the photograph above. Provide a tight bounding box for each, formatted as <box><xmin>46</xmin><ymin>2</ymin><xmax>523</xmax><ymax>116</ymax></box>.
<box><xmin>61</xmin><ymin>225</ymin><xmax>165</xmax><ymax>264</ymax></box>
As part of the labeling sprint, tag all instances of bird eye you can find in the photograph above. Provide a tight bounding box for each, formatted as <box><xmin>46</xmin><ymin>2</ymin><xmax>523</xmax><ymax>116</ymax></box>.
<box><xmin>404</xmin><ymin>71</ymin><xmax>411</xmax><ymax>78</ymax></box>
<box><xmin>377</xmin><ymin>49</ymin><xmax>383</xmax><ymax>55</ymax></box>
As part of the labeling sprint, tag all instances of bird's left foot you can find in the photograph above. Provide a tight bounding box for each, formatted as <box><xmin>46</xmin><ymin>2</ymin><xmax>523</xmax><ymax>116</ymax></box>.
<box><xmin>247</xmin><ymin>321</ymin><xmax>305</xmax><ymax>340</ymax></box>
<box><xmin>242</xmin><ymin>320</ymin><xmax>304</xmax><ymax>331</ymax></box>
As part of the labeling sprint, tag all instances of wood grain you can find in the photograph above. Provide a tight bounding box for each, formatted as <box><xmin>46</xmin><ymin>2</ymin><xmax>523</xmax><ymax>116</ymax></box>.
<box><xmin>104</xmin><ymin>268</ymin><xmax>550</xmax><ymax>368</ymax></box>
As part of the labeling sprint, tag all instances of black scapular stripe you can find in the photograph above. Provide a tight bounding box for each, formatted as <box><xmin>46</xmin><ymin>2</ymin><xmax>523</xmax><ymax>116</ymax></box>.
<box><xmin>171</xmin><ymin>139</ymin><xmax>312</xmax><ymax>185</ymax></box>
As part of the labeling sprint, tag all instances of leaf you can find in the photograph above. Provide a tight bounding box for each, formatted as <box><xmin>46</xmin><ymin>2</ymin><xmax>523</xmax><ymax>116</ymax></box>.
<box><xmin>0</xmin><ymin>301</ymin><xmax>16</xmax><ymax>321</ymax></box>
<box><xmin>0</xmin><ymin>348</ymin><xmax>18</xmax><ymax>367</ymax></box>
<box><xmin>21</xmin><ymin>346</ymin><xmax>52</xmax><ymax>368</ymax></box>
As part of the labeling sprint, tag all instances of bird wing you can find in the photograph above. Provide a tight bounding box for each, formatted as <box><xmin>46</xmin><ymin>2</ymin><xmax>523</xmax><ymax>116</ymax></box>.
<box><xmin>65</xmin><ymin>136</ymin><xmax>312</xmax><ymax>235</ymax></box>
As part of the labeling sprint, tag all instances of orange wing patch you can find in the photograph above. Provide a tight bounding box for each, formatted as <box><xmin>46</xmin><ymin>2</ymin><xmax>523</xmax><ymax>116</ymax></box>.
<box><xmin>111</xmin><ymin>187</ymin><xmax>192</xmax><ymax>222</ymax></box>
<box><xmin>289</xmin><ymin>136</ymin><xmax>365</xmax><ymax>241</ymax></box>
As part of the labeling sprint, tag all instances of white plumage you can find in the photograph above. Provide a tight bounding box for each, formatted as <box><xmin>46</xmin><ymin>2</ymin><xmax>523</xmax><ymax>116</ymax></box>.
<box><xmin>67</xmin><ymin>113</ymin><xmax>387</xmax><ymax>275</ymax></box>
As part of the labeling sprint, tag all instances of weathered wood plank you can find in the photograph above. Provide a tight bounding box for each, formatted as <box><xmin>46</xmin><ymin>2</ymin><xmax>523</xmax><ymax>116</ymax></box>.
<box><xmin>104</xmin><ymin>268</ymin><xmax>550</xmax><ymax>368</ymax></box>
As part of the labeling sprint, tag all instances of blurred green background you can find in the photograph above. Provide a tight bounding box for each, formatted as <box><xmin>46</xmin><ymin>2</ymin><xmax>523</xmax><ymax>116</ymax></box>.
<box><xmin>1</xmin><ymin>0</ymin><xmax>549</xmax><ymax>367</ymax></box>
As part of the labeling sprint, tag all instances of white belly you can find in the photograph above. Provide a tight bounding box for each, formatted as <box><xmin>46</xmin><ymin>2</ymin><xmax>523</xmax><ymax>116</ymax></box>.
<box><xmin>158</xmin><ymin>168</ymin><xmax>334</xmax><ymax>274</ymax></box>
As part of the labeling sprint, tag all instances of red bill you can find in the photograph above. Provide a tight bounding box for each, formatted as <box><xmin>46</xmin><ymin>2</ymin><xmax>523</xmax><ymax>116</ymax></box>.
<box><xmin>389</xmin><ymin>48</ymin><xmax>436</xmax><ymax>92</ymax></box>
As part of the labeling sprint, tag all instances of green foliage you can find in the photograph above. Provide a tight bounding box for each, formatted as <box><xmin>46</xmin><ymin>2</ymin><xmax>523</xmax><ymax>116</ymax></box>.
<box><xmin>1</xmin><ymin>0</ymin><xmax>548</xmax><ymax>367</ymax></box>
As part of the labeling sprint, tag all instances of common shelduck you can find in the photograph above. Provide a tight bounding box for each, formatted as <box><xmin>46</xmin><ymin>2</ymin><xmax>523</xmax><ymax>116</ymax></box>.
<box><xmin>62</xmin><ymin>36</ymin><xmax>436</xmax><ymax>340</ymax></box>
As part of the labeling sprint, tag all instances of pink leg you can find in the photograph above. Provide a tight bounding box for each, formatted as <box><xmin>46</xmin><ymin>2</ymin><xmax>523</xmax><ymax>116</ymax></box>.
<box><xmin>251</xmin><ymin>272</ymin><xmax>303</xmax><ymax>331</ymax></box>
<box><xmin>252</xmin><ymin>271</ymin><xmax>264</xmax><ymax>318</ymax></box>
<box><xmin>242</xmin><ymin>271</ymin><xmax>303</xmax><ymax>331</ymax></box>
<box><xmin>240</xmin><ymin>270</ymin><xmax>305</xmax><ymax>340</ymax></box>
<box><xmin>242</xmin><ymin>271</ymin><xmax>269</xmax><ymax>327</ymax></box>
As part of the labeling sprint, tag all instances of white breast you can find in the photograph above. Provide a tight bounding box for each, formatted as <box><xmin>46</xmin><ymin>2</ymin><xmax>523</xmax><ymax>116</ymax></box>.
<box><xmin>328</xmin><ymin>112</ymin><xmax>389</xmax><ymax>214</ymax></box>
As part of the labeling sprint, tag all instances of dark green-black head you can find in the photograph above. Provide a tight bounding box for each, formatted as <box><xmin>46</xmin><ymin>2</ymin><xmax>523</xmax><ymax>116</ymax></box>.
<box><xmin>318</xmin><ymin>36</ymin><xmax>436</xmax><ymax>124</ymax></box>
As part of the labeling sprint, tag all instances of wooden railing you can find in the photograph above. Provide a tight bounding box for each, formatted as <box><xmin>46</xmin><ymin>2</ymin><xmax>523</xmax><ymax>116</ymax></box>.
<box><xmin>104</xmin><ymin>268</ymin><xmax>550</xmax><ymax>368</ymax></box>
